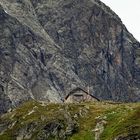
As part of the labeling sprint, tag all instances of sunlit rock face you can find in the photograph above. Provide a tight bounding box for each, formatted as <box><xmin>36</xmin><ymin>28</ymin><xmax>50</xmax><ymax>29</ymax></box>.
<box><xmin>0</xmin><ymin>0</ymin><xmax>140</xmax><ymax>113</ymax></box>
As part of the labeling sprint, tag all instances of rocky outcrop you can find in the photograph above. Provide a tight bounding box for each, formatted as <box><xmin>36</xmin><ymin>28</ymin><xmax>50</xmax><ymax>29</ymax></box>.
<box><xmin>0</xmin><ymin>0</ymin><xmax>140</xmax><ymax>113</ymax></box>
<box><xmin>115</xmin><ymin>134</ymin><xmax>140</xmax><ymax>140</ymax></box>
<box><xmin>0</xmin><ymin>101</ymin><xmax>140</xmax><ymax>140</ymax></box>
<box><xmin>93</xmin><ymin>116</ymin><xmax>107</xmax><ymax>140</ymax></box>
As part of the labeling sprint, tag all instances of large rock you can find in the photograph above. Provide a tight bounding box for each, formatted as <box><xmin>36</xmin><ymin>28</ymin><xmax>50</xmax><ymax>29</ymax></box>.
<box><xmin>0</xmin><ymin>0</ymin><xmax>140</xmax><ymax>113</ymax></box>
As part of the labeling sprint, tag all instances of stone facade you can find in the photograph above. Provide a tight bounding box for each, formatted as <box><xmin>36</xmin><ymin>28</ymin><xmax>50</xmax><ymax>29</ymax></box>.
<box><xmin>65</xmin><ymin>88</ymin><xmax>99</xmax><ymax>103</ymax></box>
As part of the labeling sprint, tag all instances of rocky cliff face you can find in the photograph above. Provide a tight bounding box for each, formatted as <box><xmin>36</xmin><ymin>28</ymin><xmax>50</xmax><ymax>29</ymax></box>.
<box><xmin>0</xmin><ymin>0</ymin><xmax>140</xmax><ymax>113</ymax></box>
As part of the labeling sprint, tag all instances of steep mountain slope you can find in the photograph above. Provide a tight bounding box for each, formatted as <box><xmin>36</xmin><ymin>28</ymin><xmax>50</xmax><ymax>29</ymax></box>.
<box><xmin>0</xmin><ymin>0</ymin><xmax>140</xmax><ymax>113</ymax></box>
<box><xmin>0</xmin><ymin>101</ymin><xmax>140</xmax><ymax>140</ymax></box>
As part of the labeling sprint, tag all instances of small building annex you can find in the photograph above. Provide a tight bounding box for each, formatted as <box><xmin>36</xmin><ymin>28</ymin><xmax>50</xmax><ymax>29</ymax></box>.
<box><xmin>65</xmin><ymin>87</ymin><xmax>99</xmax><ymax>103</ymax></box>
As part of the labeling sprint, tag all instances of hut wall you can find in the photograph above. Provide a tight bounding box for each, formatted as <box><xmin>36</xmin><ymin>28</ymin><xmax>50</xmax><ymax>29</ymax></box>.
<box><xmin>65</xmin><ymin>90</ymin><xmax>99</xmax><ymax>103</ymax></box>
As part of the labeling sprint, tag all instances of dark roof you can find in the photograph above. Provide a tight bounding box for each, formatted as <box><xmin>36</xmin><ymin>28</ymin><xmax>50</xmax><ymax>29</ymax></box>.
<box><xmin>65</xmin><ymin>87</ymin><xmax>100</xmax><ymax>101</ymax></box>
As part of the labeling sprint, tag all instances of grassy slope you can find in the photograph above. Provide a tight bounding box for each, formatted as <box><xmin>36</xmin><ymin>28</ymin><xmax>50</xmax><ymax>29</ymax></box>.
<box><xmin>0</xmin><ymin>101</ymin><xmax>140</xmax><ymax>140</ymax></box>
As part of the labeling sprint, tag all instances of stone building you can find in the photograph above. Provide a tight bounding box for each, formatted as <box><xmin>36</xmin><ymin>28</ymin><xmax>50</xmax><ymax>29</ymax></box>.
<box><xmin>65</xmin><ymin>87</ymin><xmax>99</xmax><ymax>103</ymax></box>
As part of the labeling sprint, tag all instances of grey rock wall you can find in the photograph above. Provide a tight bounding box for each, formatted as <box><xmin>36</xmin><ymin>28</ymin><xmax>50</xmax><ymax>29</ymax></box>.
<box><xmin>0</xmin><ymin>0</ymin><xmax>140</xmax><ymax>113</ymax></box>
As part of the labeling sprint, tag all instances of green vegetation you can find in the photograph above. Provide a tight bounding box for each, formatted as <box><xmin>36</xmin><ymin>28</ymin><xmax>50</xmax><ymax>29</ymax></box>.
<box><xmin>0</xmin><ymin>101</ymin><xmax>140</xmax><ymax>140</ymax></box>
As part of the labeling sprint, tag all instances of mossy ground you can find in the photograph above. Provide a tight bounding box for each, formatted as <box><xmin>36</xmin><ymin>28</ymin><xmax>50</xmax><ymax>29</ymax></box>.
<box><xmin>0</xmin><ymin>101</ymin><xmax>140</xmax><ymax>140</ymax></box>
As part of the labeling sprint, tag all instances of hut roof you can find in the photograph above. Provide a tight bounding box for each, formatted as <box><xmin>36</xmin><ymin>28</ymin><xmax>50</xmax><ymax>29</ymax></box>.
<box><xmin>65</xmin><ymin>87</ymin><xmax>100</xmax><ymax>101</ymax></box>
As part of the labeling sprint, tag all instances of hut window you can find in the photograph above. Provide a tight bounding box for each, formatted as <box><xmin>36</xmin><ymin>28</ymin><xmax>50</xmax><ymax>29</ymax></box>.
<box><xmin>73</xmin><ymin>94</ymin><xmax>84</xmax><ymax>102</ymax></box>
<box><xmin>74</xmin><ymin>94</ymin><xmax>83</xmax><ymax>97</ymax></box>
